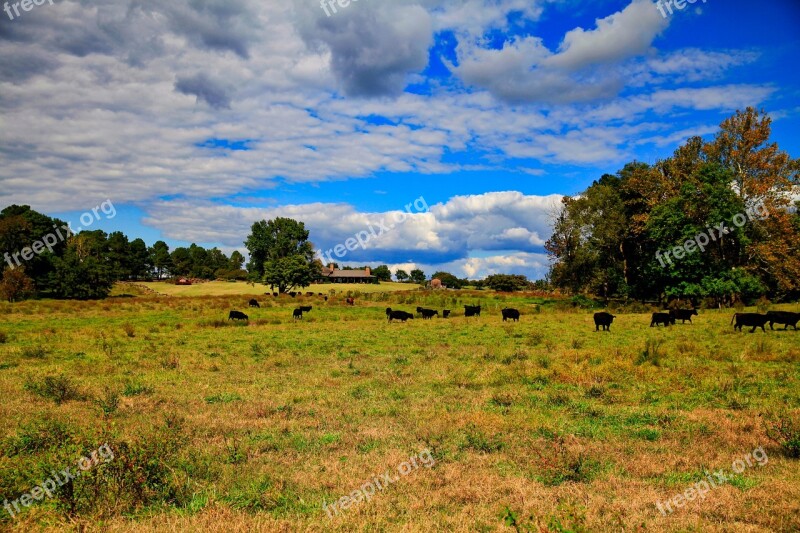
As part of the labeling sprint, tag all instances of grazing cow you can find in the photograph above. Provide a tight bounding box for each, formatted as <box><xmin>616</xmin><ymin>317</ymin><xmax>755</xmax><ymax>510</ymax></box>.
<box><xmin>306</xmin><ymin>292</ymin><xmax>315</xmax><ymax>297</ymax></box>
<box><xmin>293</xmin><ymin>308</ymin><xmax>304</xmax><ymax>320</ymax></box>
<box><xmin>593</xmin><ymin>312</ymin><xmax>615</xmax><ymax>331</ymax></box>
<box><xmin>324</xmin><ymin>296</ymin><xmax>328</xmax><ymax>302</ymax></box>
<box><xmin>731</xmin><ymin>313</ymin><xmax>770</xmax><ymax>333</ymax></box>
<box><xmin>249</xmin><ymin>299</ymin><xmax>260</xmax><ymax>308</ymax></box>
<box><xmin>650</xmin><ymin>312</ymin><xmax>674</xmax><ymax>327</ymax></box>
<box><xmin>766</xmin><ymin>311</ymin><xmax>800</xmax><ymax>331</ymax></box>
<box><xmin>502</xmin><ymin>308</ymin><xmax>520</xmax><ymax>322</ymax></box>
<box><xmin>228</xmin><ymin>311</ymin><xmax>248</xmax><ymax>321</ymax></box>
<box><xmin>420</xmin><ymin>309</ymin><xmax>439</xmax><ymax>320</ymax></box>
<box><xmin>669</xmin><ymin>308</ymin><xmax>698</xmax><ymax>324</ymax></box>
<box><xmin>443</xmin><ymin>310</ymin><xmax>451</xmax><ymax>319</ymax></box>
<box><xmin>346</xmin><ymin>298</ymin><xmax>355</xmax><ymax>306</ymax></box>
<box><xmin>386</xmin><ymin>307</ymin><xmax>393</xmax><ymax>318</ymax></box>
<box><xmin>388</xmin><ymin>310</ymin><xmax>414</xmax><ymax>322</ymax></box>
<box><xmin>289</xmin><ymin>292</ymin><xmax>297</xmax><ymax>298</ymax></box>
<box><xmin>273</xmin><ymin>292</ymin><xmax>279</xmax><ymax>297</ymax></box>
<box><xmin>464</xmin><ymin>305</ymin><xmax>482</xmax><ymax>317</ymax></box>
<box><xmin>299</xmin><ymin>306</ymin><xmax>313</xmax><ymax>313</ymax></box>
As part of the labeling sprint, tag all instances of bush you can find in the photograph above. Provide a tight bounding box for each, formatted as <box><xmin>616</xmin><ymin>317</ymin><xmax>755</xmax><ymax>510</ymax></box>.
<box><xmin>765</xmin><ymin>413</ymin><xmax>800</xmax><ymax>458</ymax></box>
<box><xmin>636</xmin><ymin>339</ymin><xmax>664</xmax><ymax>366</ymax></box>
<box><xmin>21</xmin><ymin>345</ymin><xmax>48</xmax><ymax>359</ymax></box>
<box><xmin>1</xmin><ymin>418</ymin><xmax>73</xmax><ymax>456</ymax></box>
<box><xmin>95</xmin><ymin>387</ymin><xmax>120</xmax><ymax>416</ymax></box>
<box><xmin>123</xmin><ymin>380</ymin><xmax>154</xmax><ymax>397</ymax></box>
<box><xmin>24</xmin><ymin>374</ymin><xmax>86</xmax><ymax>404</ymax></box>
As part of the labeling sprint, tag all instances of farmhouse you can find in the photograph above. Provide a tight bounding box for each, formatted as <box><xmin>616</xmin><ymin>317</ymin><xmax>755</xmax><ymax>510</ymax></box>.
<box><xmin>317</xmin><ymin>264</ymin><xmax>377</xmax><ymax>284</ymax></box>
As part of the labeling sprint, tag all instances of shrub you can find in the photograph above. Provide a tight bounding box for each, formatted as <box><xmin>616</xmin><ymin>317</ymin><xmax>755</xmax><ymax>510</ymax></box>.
<box><xmin>123</xmin><ymin>380</ymin><xmax>154</xmax><ymax>397</ymax></box>
<box><xmin>636</xmin><ymin>339</ymin><xmax>664</xmax><ymax>366</ymax></box>
<box><xmin>95</xmin><ymin>387</ymin><xmax>120</xmax><ymax>416</ymax></box>
<box><xmin>460</xmin><ymin>424</ymin><xmax>504</xmax><ymax>453</ymax></box>
<box><xmin>2</xmin><ymin>418</ymin><xmax>73</xmax><ymax>456</ymax></box>
<box><xmin>21</xmin><ymin>345</ymin><xmax>48</xmax><ymax>359</ymax></box>
<box><xmin>122</xmin><ymin>323</ymin><xmax>135</xmax><ymax>337</ymax></box>
<box><xmin>24</xmin><ymin>374</ymin><xmax>86</xmax><ymax>404</ymax></box>
<box><xmin>765</xmin><ymin>413</ymin><xmax>800</xmax><ymax>458</ymax></box>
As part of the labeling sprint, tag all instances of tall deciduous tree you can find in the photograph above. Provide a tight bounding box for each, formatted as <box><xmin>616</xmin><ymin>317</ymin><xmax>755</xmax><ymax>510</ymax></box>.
<box><xmin>409</xmin><ymin>269</ymin><xmax>426</xmax><ymax>285</ymax></box>
<box><xmin>244</xmin><ymin>217</ymin><xmax>319</xmax><ymax>293</ymax></box>
<box><xmin>372</xmin><ymin>265</ymin><xmax>392</xmax><ymax>282</ymax></box>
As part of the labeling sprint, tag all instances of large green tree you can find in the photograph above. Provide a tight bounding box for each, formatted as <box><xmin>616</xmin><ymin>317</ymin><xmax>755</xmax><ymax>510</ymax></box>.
<box><xmin>372</xmin><ymin>265</ymin><xmax>392</xmax><ymax>282</ymax></box>
<box><xmin>244</xmin><ymin>217</ymin><xmax>319</xmax><ymax>293</ymax></box>
<box><xmin>546</xmin><ymin>108</ymin><xmax>800</xmax><ymax>303</ymax></box>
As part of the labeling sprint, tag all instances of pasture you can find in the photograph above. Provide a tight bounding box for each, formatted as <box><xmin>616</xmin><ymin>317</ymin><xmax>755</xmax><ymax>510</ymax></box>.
<box><xmin>0</xmin><ymin>290</ymin><xmax>798</xmax><ymax>532</ymax></box>
<box><xmin>129</xmin><ymin>281</ymin><xmax>415</xmax><ymax>297</ymax></box>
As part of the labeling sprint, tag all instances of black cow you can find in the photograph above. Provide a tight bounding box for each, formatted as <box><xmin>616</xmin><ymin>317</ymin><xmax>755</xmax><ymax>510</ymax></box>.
<box><xmin>289</xmin><ymin>292</ymin><xmax>297</xmax><ymax>298</ymax></box>
<box><xmin>388</xmin><ymin>310</ymin><xmax>414</xmax><ymax>322</ymax></box>
<box><xmin>299</xmin><ymin>306</ymin><xmax>313</xmax><ymax>313</ymax></box>
<box><xmin>593</xmin><ymin>312</ymin><xmax>615</xmax><ymax>331</ymax></box>
<box><xmin>324</xmin><ymin>296</ymin><xmax>328</xmax><ymax>302</ymax></box>
<box><xmin>420</xmin><ymin>309</ymin><xmax>439</xmax><ymax>320</ymax></box>
<box><xmin>650</xmin><ymin>312</ymin><xmax>674</xmax><ymax>327</ymax></box>
<box><xmin>766</xmin><ymin>311</ymin><xmax>800</xmax><ymax>331</ymax></box>
<box><xmin>228</xmin><ymin>311</ymin><xmax>248</xmax><ymax>321</ymax></box>
<box><xmin>502</xmin><ymin>308</ymin><xmax>520</xmax><ymax>322</ymax></box>
<box><xmin>443</xmin><ymin>310</ymin><xmax>451</xmax><ymax>319</ymax></box>
<box><xmin>293</xmin><ymin>308</ymin><xmax>304</xmax><ymax>320</ymax></box>
<box><xmin>669</xmin><ymin>308</ymin><xmax>698</xmax><ymax>324</ymax></box>
<box><xmin>731</xmin><ymin>313</ymin><xmax>770</xmax><ymax>333</ymax></box>
<box><xmin>386</xmin><ymin>307</ymin><xmax>393</xmax><ymax>318</ymax></box>
<box><xmin>249</xmin><ymin>299</ymin><xmax>260</xmax><ymax>308</ymax></box>
<box><xmin>273</xmin><ymin>292</ymin><xmax>279</xmax><ymax>297</ymax></box>
<box><xmin>465</xmin><ymin>305</ymin><xmax>482</xmax><ymax>317</ymax></box>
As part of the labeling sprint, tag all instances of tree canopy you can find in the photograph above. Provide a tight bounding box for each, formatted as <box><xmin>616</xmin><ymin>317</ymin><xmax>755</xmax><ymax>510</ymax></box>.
<box><xmin>244</xmin><ymin>217</ymin><xmax>320</xmax><ymax>293</ymax></box>
<box><xmin>546</xmin><ymin>108</ymin><xmax>800</xmax><ymax>304</ymax></box>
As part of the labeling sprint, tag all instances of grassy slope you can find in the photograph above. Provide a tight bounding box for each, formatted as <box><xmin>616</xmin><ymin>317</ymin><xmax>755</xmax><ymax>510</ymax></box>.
<box><xmin>0</xmin><ymin>293</ymin><xmax>798</xmax><ymax>532</ymax></box>
<box><xmin>129</xmin><ymin>281</ymin><xmax>416</xmax><ymax>297</ymax></box>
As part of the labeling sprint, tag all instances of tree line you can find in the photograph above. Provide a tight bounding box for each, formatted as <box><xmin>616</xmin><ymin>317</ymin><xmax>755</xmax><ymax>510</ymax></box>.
<box><xmin>0</xmin><ymin>205</ymin><xmax>246</xmax><ymax>300</ymax></box>
<box><xmin>546</xmin><ymin>108</ymin><xmax>800</xmax><ymax>305</ymax></box>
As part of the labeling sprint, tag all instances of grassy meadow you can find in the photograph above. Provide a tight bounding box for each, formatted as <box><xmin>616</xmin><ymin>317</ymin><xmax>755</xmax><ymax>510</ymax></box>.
<box><xmin>129</xmin><ymin>281</ymin><xmax>415</xmax><ymax>297</ymax></box>
<box><xmin>0</xmin><ymin>288</ymin><xmax>799</xmax><ymax>532</ymax></box>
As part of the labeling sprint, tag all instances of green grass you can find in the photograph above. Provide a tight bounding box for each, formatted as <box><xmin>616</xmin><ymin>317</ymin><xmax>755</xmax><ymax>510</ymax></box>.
<box><xmin>127</xmin><ymin>280</ymin><xmax>418</xmax><ymax>297</ymax></box>
<box><xmin>0</xmin><ymin>293</ymin><xmax>798</xmax><ymax>531</ymax></box>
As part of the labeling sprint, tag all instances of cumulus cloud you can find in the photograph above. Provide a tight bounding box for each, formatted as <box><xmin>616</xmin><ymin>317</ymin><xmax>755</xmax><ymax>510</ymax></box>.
<box><xmin>296</xmin><ymin>2</ymin><xmax>433</xmax><ymax>97</ymax></box>
<box><xmin>140</xmin><ymin>191</ymin><xmax>562</xmax><ymax>269</ymax></box>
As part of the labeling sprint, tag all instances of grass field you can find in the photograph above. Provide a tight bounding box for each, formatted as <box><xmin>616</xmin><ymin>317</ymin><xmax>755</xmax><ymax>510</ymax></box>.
<box><xmin>126</xmin><ymin>281</ymin><xmax>417</xmax><ymax>297</ymax></box>
<box><xmin>0</xmin><ymin>290</ymin><xmax>798</xmax><ymax>532</ymax></box>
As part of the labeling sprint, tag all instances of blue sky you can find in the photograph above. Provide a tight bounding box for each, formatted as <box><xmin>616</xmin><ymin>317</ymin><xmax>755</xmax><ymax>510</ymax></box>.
<box><xmin>2</xmin><ymin>0</ymin><xmax>798</xmax><ymax>279</ymax></box>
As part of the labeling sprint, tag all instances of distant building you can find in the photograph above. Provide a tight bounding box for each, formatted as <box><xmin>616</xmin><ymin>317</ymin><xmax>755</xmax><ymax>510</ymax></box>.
<box><xmin>317</xmin><ymin>264</ymin><xmax>377</xmax><ymax>284</ymax></box>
